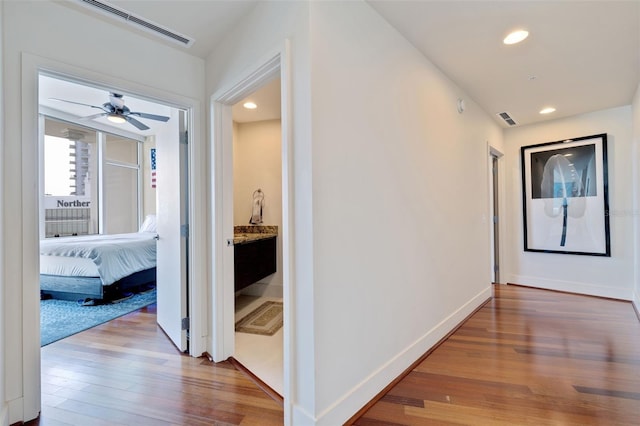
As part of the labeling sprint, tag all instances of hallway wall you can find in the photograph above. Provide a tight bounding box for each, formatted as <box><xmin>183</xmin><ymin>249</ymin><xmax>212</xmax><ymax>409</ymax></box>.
<box><xmin>308</xmin><ymin>2</ymin><xmax>502</xmax><ymax>422</ymax></box>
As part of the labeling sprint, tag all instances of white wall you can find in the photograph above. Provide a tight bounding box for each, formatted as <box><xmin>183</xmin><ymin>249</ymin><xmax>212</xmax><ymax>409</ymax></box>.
<box><xmin>309</xmin><ymin>2</ymin><xmax>501</xmax><ymax>422</ymax></box>
<box><xmin>233</xmin><ymin>120</ymin><xmax>282</xmax><ymax>228</ymax></box>
<box><xmin>504</xmin><ymin>106</ymin><xmax>634</xmax><ymax>300</ymax></box>
<box><xmin>233</xmin><ymin>119</ymin><xmax>283</xmax><ymax>291</ymax></box>
<box><xmin>2</xmin><ymin>1</ymin><xmax>205</xmax><ymax>423</ymax></box>
<box><xmin>209</xmin><ymin>1</ymin><xmax>502</xmax><ymax>424</ymax></box>
<box><xmin>633</xmin><ymin>84</ymin><xmax>640</xmax><ymax>310</ymax></box>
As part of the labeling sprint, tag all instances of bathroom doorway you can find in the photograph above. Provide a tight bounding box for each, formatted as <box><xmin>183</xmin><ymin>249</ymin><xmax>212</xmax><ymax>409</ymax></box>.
<box><xmin>210</xmin><ymin>49</ymin><xmax>292</xmax><ymax>404</ymax></box>
<box><xmin>230</xmin><ymin>77</ymin><xmax>284</xmax><ymax>394</ymax></box>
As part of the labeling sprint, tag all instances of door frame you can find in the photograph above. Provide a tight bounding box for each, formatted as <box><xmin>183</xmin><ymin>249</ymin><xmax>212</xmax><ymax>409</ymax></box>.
<box><xmin>19</xmin><ymin>53</ymin><xmax>207</xmax><ymax>421</ymax></box>
<box><xmin>488</xmin><ymin>144</ymin><xmax>505</xmax><ymax>284</ymax></box>
<box><xmin>209</xmin><ymin>40</ymin><xmax>293</xmax><ymax>419</ymax></box>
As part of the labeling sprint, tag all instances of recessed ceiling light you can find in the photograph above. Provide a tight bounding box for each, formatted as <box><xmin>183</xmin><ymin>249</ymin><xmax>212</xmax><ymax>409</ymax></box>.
<box><xmin>539</xmin><ymin>107</ymin><xmax>556</xmax><ymax>114</ymax></box>
<box><xmin>243</xmin><ymin>101</ymin><xmax>257</xmax><ymax>110</ymax></box>
<box><xmin>503</xmin><ymin>30</ymin><xmax>529</xmax><ymax>45</ymax></box>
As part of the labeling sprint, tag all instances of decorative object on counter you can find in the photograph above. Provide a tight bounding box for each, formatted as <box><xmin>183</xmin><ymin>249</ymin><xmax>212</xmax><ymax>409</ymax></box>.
<box><xmin>249</xmin><ymin>188</ymin><xmax>264</xmax><ymax>224</ymax></box>
<box><xmin>235</xmin><ymin>300</ymin><xmax>283</xmax><ymax>336</ymax></box>
<box><xmin>521</xmin><ymin>133</ymin><xmax>610</xmax><ymax>256</ymax></box>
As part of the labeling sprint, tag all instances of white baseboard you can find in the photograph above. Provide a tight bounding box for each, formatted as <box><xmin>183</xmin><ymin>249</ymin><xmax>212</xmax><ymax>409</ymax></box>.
<box><xmin>315</xmin><ymin>286</ymin><xmax>493</xmax><ymax>426</ymax></box>
<box><xmin>291</xmin><ymin>404</ymin><xmax>315</xmax><ymax>426</ymax></box>
<box><xmin>8</xmin><ymin>398</ymin><xmax>22</xmax><ymax>426</ymax></box>
<box><xmin>1</xmin><ymin>405</ymin><xmax>8</xmax><ymax>426</ymax></box>
<box><xmin>509</xmin><ymin>275</ymin><xmax>632</xmax><ymax>300</ymax></box>
<box><xmin>239</xmin><ymin>282</ymin><xmax>283</xmax><ymax>298</ymax></box>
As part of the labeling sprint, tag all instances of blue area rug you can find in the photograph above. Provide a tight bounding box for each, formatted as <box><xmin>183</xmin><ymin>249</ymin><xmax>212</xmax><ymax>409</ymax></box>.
<box><xmin>40</xmin><ymin>289</ymin><xmax>156</xmax><ymax>346</ymax></box>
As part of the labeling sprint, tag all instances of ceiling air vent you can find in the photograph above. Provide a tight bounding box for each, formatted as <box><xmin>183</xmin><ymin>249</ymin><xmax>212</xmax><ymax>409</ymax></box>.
<box><xmin>77</xmin><ymin>0</ymin><xmax>195</xmax><ymax>47</ymax></box>
<box><xmin>497</xmin><ymin>111</ymin><xmax>517</xmax><ymax>126</ymax></box>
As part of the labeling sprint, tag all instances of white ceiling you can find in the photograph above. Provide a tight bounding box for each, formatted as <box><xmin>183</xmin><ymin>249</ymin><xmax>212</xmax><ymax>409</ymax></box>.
<box><xmin>60</xmin><ymin>0</ymin><xmax>640</xmax><ymax>128</ymax></box>
<box><xmin>368</xmin><ymin>1</ymin><xmax>640</xmax><ymax>127</ymax></box>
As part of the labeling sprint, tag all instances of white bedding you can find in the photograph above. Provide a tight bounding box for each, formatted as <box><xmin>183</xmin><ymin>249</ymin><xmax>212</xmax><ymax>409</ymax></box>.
<box><xmin>40</xmin><ymin>255</ymin><xmax>99</xmax><ymax>277</ymax></box>
<box><xmin>40</xmin><ymin>232</ymin><xmax>157</xmax><ymax>285</ymax></box>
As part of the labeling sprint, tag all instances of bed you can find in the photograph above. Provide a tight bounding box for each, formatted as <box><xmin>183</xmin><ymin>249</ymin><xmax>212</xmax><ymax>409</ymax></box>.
<box><xmin>40</xmin><ymin>215</ymin><xmax>157</xmax><ymax>301</ymax></box>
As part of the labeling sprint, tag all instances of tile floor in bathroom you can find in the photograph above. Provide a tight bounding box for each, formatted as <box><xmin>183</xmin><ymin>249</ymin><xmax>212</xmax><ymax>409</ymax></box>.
<box><xmin>234</xmin><ymin>294</ymin><xmax>284</xmax><ymax>396</ymax></box>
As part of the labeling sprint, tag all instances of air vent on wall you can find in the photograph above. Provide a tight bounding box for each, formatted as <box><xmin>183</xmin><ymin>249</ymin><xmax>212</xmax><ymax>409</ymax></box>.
<box><xmin>77</xmin><ymin>0</ymin><xmax>195</xmax><ymax>47</ymax></box>
<box><xmin>496</xmin><ymin>111</ymin><xmax>517</xmax><ymax>126</ymax></box>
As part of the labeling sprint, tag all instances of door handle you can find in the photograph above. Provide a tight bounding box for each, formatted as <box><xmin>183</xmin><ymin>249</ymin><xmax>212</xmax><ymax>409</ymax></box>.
<box><xmin>154</xmin><ymin>234</ymin><xmax>160</xmax><ymax>240</ymax></box>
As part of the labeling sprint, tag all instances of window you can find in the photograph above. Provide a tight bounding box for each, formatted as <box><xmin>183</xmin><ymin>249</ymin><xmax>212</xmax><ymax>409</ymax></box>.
<box><xmin>43</xmin><ymin>118</ymin><xmax>142</xmax><ymax>237</ymax></box>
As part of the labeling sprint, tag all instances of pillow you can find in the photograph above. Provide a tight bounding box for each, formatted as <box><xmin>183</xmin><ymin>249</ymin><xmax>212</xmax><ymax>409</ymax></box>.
<box><xmin>139</xmin><ymin>214</ymin><xmax>157</xmax><ymax>233</ymax></box>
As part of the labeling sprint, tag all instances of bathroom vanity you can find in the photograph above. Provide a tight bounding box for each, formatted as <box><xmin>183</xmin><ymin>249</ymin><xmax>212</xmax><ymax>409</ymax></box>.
<box><xmin>233</xmin><ymin>226</ymin><xmax>277</xmax><ymax>292</ymax></box>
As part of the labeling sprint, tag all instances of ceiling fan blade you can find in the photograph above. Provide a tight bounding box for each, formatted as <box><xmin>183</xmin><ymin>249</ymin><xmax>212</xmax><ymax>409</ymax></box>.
<box><xmin>49</xmin><ymin>98</ymin><xmax>105</xmax><ymax>111</ymax></box>
<box><xmin>79</xmin><ymin>113</ymin><xmax>107</xmax><ymax>121</ymax></box>
<box><xmin>125</xmin><ymin>116</ymin><xmax>150</xmax><ymax>131</ymax></box>
<box><xmin>129</xmin><ymin>112</ymin><xmax>170</xmax><ymax>122</ymax></box>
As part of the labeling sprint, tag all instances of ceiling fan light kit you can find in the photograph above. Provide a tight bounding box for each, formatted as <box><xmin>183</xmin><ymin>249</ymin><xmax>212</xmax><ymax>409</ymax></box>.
<box><xmin>107</xmin><ymin>113</ymin><xmax>127</xmax><ymax>124</ymax></box>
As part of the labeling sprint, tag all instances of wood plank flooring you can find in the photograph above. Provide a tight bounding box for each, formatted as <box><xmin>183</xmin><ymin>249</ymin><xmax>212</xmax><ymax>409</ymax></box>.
<box><xmin>30</xmin><ymin>304</ymin><xmax>284</xmax><ymax>426</ymax></box>
<box><xmin>29</xmin><ymin>284</ymin><xmax>640</xmax><ymax>425</ymax></box>
<box><xmin>351</xmin><ymin>285</ymin><xmax>640</xmax><ymax>425</ymax></box>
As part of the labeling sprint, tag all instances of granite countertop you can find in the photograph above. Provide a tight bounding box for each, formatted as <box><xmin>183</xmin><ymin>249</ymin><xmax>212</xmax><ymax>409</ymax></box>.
<box><xmin>233</xmin><ymin>225</ymin><xmax>278</xmax><ymax>245</ymax></box>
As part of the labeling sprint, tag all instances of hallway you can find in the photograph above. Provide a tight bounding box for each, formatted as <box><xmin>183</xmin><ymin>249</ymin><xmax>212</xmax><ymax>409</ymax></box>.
<box><xmin>351</xmin><ymin>285</ymin><xmax>640</xmax><ymax>425</ymax></box>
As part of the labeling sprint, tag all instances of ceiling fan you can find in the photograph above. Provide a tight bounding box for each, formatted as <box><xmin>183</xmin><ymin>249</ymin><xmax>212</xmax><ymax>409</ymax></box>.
<box><xmin>50</xmin><ymin>92</ymin><xmax>170</xmax><ymax>131</ymax></box>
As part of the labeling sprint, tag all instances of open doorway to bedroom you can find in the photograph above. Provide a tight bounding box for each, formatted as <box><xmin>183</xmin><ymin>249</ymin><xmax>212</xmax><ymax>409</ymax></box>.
<box><xmin>37</xmin><ymin>72</ymin><xmax>189</xmax><ymax>351</ymax></box>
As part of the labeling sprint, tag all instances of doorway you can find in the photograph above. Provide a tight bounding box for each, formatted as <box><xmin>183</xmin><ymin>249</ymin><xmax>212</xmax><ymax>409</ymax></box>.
<box><xmin>37</xmin><ymin>72</ymin><xmax>189</xmax><ymax>351</ymax></box>
<box><xmin>210</xmin><ymin>46</ymin><xmax>293</xmax><ymax>410</ymax></box>
<box><xmin>489</xmin><ymin>147</ymin><xmax>503</xmax><ymax>284</ymax></box>
<box><xmin>17</xmin><ymin>54</ymin><xmax>207</xmax><ymax>422</ymax></box>
<box><xmin>231</xmin><ymin>77</ymin><xmax>284</xmax><ymax>394</ymax></box>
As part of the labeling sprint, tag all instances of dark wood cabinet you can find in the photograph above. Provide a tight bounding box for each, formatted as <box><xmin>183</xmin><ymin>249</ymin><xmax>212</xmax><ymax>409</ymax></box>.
<box><xmin>234</xmin><ymin>236</ymin><xmax>276</xmax><ymax>292</ymax></box>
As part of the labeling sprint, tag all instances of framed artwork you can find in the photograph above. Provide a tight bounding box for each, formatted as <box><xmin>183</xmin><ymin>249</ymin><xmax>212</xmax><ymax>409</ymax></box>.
<box><xmin>521</xmin><ymin>133</ymin><xmax>610</xmax><ymax>256</ymax></box>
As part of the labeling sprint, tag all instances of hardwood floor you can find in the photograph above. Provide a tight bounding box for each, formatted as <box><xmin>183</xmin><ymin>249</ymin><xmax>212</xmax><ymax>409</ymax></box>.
<box><xmin>351</xmin><ymin>285</ymin><xmax>640</xmax><ymax>425</ymax></box>
<box><xmin>29</xmin><ymin>285</ymin><xmax>640</xmax><ymax>425</ymax></box>
<box><xmin>31</xmin><ymin>304</ymin><xmax>284</xmax><ymax>426</ymax></box>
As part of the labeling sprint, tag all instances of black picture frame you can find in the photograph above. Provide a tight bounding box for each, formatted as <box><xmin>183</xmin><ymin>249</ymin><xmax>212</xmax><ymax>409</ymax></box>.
<box><xmin>521</xmin><ymin>133</ymin><xmax>610</xmax><ymax>256</ymax></box>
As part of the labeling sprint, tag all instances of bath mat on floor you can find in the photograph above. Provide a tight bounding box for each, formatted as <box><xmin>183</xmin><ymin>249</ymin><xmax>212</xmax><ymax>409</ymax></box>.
<box><xmin>235</xmin><ymin>301</ymin><xmax>283</xmax><ymax>336</ymax></box>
